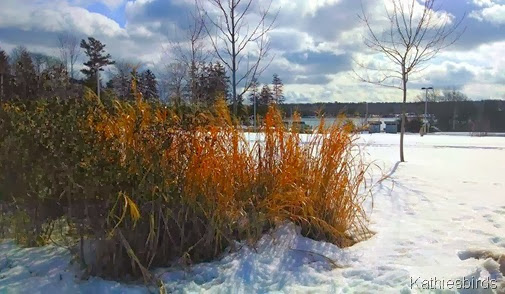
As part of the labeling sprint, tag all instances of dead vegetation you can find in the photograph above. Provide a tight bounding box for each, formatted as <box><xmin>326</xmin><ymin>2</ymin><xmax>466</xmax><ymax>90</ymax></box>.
<box><xmin>0</xmin><ymin>83</ymin><xmax>372</xmax><ymax>283</ymax></box>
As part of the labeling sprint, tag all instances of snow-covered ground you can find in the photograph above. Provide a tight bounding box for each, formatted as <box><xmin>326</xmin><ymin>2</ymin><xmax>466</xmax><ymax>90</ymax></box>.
<box><xmin>1</xmin><ymin>133</ymin><xmax>504</xmax><ymax>293</ymax></box>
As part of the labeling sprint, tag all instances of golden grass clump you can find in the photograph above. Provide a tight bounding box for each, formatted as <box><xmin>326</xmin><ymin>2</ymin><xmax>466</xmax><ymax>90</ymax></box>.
<box><xmin>0</xmin><ymin>87</ymin><xmax>371</xmax><ymax>281</ymax></box>
<box><xmin>253</xmin><ymin>107</ymin><xmax>370</xmax><ymax>247</ymax></box>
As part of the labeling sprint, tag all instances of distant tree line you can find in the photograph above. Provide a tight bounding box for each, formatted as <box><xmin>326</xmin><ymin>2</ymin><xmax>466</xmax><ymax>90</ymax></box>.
<box><xmin>0</xmin><ymin>36</ymin><xmax>237</xmax><ymax>109</ymax></box>
<box><xmin>0</xmin><ymin>37</ymin><xmax>159</xmax><ymax>103</ymax></box>
<box><xmin>0</xmin><ymin>0</ymin><xmax>281</xmax><ymax>123</ymax></box>
<box><xmin>0</xmin><ymin>46</ymin><xmax>81</xmax><ymax>101</ymax></box>
<box><xmin>279</xmin><ymin>99</ymin><xmax>505</xmax><ymax>132</ymax></box>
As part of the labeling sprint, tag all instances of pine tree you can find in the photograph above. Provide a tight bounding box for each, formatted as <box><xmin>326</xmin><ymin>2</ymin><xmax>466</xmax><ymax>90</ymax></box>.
<box><xmin>259</xmin><ymin>84</ymin><xmax>273</xmax><ymax>106</ymax></box>
<box><xmin>13</xmin><ymin>47</ymin><xmax>38</xmax><ymax>100</ymax></box>
<box><xmin>248</xmin><ymin>78</ymin><xmax>260</xmax><ymax>105</ymax></box>
<box><xmin>109</xmin><ymin>61</ymin><xmax>135</xmax><ymax>100</ymax></box>
<box><xmin>140</xmin><ymin>69</ymin><xmax>158</xmax><ymax>100</ymax></box>
<box><xmin>196</xmin><ymin>62</ymin><xmax>230</xmax><ymax>106</ymax></box>
<box><xmin>272</xmin><ymin>74</ymin><xmax>284</xmax><ymax>104</ymax></box>
<box><xmin>211</xmin><ymin>62</ymin><xmax>229</xmax><ymax>102</ymax></box>
<box><xmin>0</xmin><ymin>49</ymin><xmax>11</xmax><ymax>101</ymax></box>
<box><xmin>80</xmin><ymin>37</ymin><xmax>115</xmax><ymax>95</ymax></box>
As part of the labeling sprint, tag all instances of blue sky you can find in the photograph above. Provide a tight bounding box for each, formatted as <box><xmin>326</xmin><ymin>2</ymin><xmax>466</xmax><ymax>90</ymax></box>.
<box><xmin>0</xmin><ymin>0</ymin><xmax>504</xmax><ymax>102</ymax></box>
<box><xmin>86</xmin><ymin>2</ymin><xmax>127</xmax><ymax>27</ymax></box>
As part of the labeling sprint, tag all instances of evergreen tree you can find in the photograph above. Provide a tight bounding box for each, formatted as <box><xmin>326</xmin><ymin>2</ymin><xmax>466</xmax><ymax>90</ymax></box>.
<box><xmin>210</xmin><ymin>62</ymin><xmax>229</xmax><ymax>102</ymax></box>
<box><xmin>259</xmin><ymin>84</ymin><xmax>273</xmax><ymax>106</ymax></box>
<box><xmin>272</xmin><ymin>74</ymin><xmax>285</xmax><ymax>104</ymax></box>
<box><xmin>195</xmin><ymin>62</ymin><xmax>230</xmax><ymax>106</ymax></box>
<box><xmin>140</xmin><ymin>69</ymin><xmax>158</xmax><ymax>100</ymax></box>
<box><xmin>108</xmin><ymin>61</ymin><xmax>135</xmax><ymax>100</ymax></box>
<box><xmin>80</xmin><ymin>37</ymin><xmax>115</xmax><ymax>94</ymax></box>
<box><xmin>13</xmin><ymin>47</ymin><xmax>38</xmax><ymax>100</ymax></box>
<box><xmin>236</xmin><ymin>94</ymin><xmax>247</xmax><ymax>120</ymax></box>
<box><xmin>248</xmin><ymin>78</ymin><xmax>260</xmax><ymax>105</ymax></box>
<box><xmin>0</xmin><ymin>49</ymin><xmax>11</xmax><ymax>101</ymax></box>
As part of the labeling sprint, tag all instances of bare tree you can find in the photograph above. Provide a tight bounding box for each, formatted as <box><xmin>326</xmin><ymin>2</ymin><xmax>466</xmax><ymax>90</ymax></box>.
<box><xmin>164</xmin><ymin>62</ymin><xmax>188</xmax><ymax>105</ymax></box>
<box><xmin>199</xmin><ymin>0</ymin><xmax>278</xmax><ymax>115</ymax></box>
<box><xmin>108</xmin><ymin>60</ymin><xmax>140</xmax><ymax>100</ymax></box>
<box><xmin>166</xmin><ymin>1</ymin><xmax>208</xmax><ymax>103</ymax></box>
<box><xmin>58</xmin><ymin>32</ymin><xmax>81</xmax><ymax>80</ymax></box>
<box><xmin>356</xmin><ymin>0</ymin><xmax>464</xmax><ymax>162</ymax></box>
<box><xmin>415</xmin><ymin>87</ymin><xmax>468</xmax><ymax>102</ymax></box>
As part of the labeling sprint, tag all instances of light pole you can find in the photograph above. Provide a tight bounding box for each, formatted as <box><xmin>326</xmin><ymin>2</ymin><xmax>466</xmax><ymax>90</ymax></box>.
<box><xmin>365</xmin><ymin>101</ymin><xmax>368</xmax><ymax>123</ymax></box>
<box><xmin>421</xmin><ymin>87</ymin><xmax>433</xmax><ymax>133</ymax></box>
<box><xmin>253</xmin><ymin>94</ymin><xmax>257</xmax><ymax>131</ymax></box>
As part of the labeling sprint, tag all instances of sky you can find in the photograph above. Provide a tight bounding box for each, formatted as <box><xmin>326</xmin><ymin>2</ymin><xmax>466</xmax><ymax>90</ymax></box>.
<box><xmin>0</xmin><ymin>0</ymin><xmax>504</xmax><ymax>103</ymax></box>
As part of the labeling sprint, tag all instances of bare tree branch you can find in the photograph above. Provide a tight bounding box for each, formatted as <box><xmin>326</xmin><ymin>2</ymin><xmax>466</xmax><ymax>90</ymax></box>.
<box><xmin>199</xmin><ymin>0</ymin><xmax>279</xmax><ymax>115</ymax></box>
<box><xmin>163</xmin><ymin>1</ymin><xmax>209</xmax><ymax>103</ymax></box>
<box><xmin>355</xmin><ymin>0</ymin><xmax>465</xmax><ymax>162</ymax></box>
<box><xmin>57</xmin><ymin>32</ymin><xmax>81</xmax><ymax>80</ymax></box>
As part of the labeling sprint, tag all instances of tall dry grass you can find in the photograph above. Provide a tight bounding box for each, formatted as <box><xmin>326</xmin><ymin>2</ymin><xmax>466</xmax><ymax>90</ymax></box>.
<box><xmin>253</xmin><ymin>110</ymin><xmax>371</xmax><ymax>247</ymax></box>
<box><xmin>0</xmin><ymin>83</ymin><xmax>372</xmax><ymax>283</ymax></box>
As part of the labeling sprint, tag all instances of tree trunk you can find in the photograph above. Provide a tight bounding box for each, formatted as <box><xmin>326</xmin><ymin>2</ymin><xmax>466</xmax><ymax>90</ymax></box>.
<box><xmin>231</xmin><ymin>2</ymin><xmax>238</xmax><ymax>116</ymax></box>
<box><xmin>400</xmin><ymin>71</ymin><xmax>407</xmax><ymax>162</ymax></box>
<box><xmin>253</xmin><ymin>94</ymin><xmax>257</xmax><ymax>131</ymax></box>
<box><xmin>96</xmin><ymin>70</ymin><xmax>100</xmax><ymax>100</ymax></box>
<box><xmin>191</xmin><ymin>61</ymin><xmax>196</xmax><ymax>103</ymax></box>
<box><xmin>0</xmin><ymin>74</ymin><xmax>3</xmax><ymax>101</ymax></box>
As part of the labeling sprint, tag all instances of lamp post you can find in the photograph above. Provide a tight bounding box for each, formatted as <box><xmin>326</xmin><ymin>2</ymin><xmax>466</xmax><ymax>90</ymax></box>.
<box><xmin>365</xmin><ymin>101</ymin><xmax>368</xmax><ymax>123</ymax></box>
<box><xmin>421</xmin><ymin>87</ymin><xmax>433</xmax><ymax>134</ymax></box>
<box><xmin>253</xmin><ymin>94</ymin><xmax>257</xmax><ymax>131</ymax></box>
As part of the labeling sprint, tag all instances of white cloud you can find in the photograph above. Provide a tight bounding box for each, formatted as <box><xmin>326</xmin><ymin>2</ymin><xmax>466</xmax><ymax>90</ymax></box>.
<box><xmin>0</xmin><ymin>0</ymin><xmax>126</xmax><ymax>37</ymax></box>
<box><xmin>470</xmin><ymin>0</ymin><xmax>505</xmax><ymax>25</ymax></box>
<box><xmin>0</xmin><ymin>0</ymin><xmax>503</xmax><ymax>102</ymax></box>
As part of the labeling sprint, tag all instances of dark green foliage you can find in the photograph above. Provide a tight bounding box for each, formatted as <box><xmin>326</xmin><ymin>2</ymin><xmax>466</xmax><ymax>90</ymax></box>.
<box><xmin>0</xmin><ymin>96</ymin><xmax>370</xmax><ymax>283</ymax></box>
<box><xmin>12</xmin><ymin>47</ymin><xmax>38</xmax><ymax>100</ymax></box>
<box><xmin>1</xmin><ymin>46</ymin><xmax>79</xmax><ymax>102</ymax></box>
<box><xmin>0</xmin><ymin>49</ymin><xmax>12</xmax><ymax>101</ymax></box>
<box><xmin>0</xmin><ymin>49</ymin><xmax>10</xmax><ymax>75</ymax></box>
<box><xmin>139</xmin><ymin>69</ymin><xmax>158</xmax><ymax>100</ymax></box>
<box><xmin>405</xmin><ymin>116</ymin><xmax>423</xmax><ymax>133</ymax></box>
<box><xmin>256</xmin><ymin>84</ymin><xmax>273</xmax><ymax>116</ymax></box>
<box><xmin>272</xmin><ymin>74</ymin><xmax>284</xmax><ymax>104</ymax></box>
<box><xmin>0</xmin><ymin>94</ymin><xmax>218</xmax><ymax>277</ymax></box>
<box><xmin>248</xmin><ymin>78</ymin><xmax>260</xmax><ymax>105</ymax></box>
<box><xmin>107</xmin><ymin>62</ymin><xmax>135</xmax><ymax>100</ymax></box>
<box><xmin>0</xmin><ymin>95</ymin><xmax>100</xmax><ymax>246</ymax></box>
<box><xmin>277</xmin><ymin>100</ymin><xmax>505</xmax><ymax>132</ymax></box>
<box><xmin>260</xmin><ymin>85</ymin><xmax>273</xmax><ymax>106</ymax></box>
<box><xmin>80</xmin><ymin>37</ymin><xmax>115</xmax><ymax>92</ymax></box>
<box><xmin>196</xmin><ymin>62</ymin><xmax>230</xmax><ymax>105</ymax></box>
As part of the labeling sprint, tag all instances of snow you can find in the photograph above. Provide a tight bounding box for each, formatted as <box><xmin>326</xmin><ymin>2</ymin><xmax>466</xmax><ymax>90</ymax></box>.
<box><xmin>1</xmin><ymin>133</ymin><xmax>504</xmax><ymax>293</ymax></box>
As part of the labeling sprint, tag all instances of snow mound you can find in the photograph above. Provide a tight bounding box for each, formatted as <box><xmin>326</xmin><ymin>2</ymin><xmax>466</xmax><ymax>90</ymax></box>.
<box><xmin>157</xmin><ymin>222</ymin><xmax>412</xmax><ymax>293</ymax></box>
